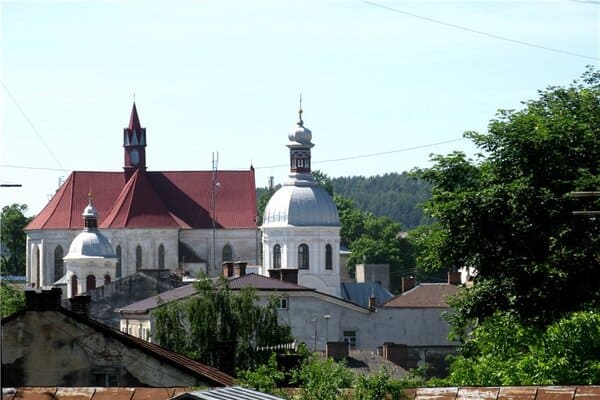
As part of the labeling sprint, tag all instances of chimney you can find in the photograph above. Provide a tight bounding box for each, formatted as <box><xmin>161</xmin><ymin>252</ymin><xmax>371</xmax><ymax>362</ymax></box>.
<box><xmin>368</xmin><ymin>295</ymin><xmax>377</xmax><ymax>310</ymax></box>
<box><xmin>25</xmin><ymin>288</ymin><xmax>62</xmax><ymax>311</ymax></box>
<box><xmin>401</xmin><ymin>276</ymin><xmax>416</xmax><ymax>293</ymax></box>
<box><xmin>69</xmin><ymin>295</ymin><xmax>91</xmax><ymax>316</ymax></box>
<box><xmin>233</xmin><ymin>261</ymin><xmax>247</xmax><ymax>277</ymax></box>
<box><xmin>447</xmin><ymin>271</ymin><xmax>461</xmax><ymax>285</ymax></box>
<box><xmin>222</xmin><ymin>262</ymin><xmax>234</xmax><ymax>278</ymax></box>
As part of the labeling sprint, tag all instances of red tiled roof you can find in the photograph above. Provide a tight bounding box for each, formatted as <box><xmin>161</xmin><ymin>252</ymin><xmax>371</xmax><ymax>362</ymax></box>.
<box><xmin>26</xmin><ymin>169</ymin><xmax>257</xmax><ymax>230</ymax></box>
<box><xmin>380</xmin><ymin>284</ymin><xmax>459</xmax><ymax>308</ymax></box>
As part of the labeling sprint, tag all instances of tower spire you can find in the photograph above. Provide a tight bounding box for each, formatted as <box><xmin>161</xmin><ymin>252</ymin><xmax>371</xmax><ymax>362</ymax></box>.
<box><xmin>298</xmin><ymin>93</ymin><xmax>303</xmax><ymax>126</ymax></box>
<box><xmin>123</xmin><ymin>102</ymin><xmax>147</xmax><ymax>179</ymax></box>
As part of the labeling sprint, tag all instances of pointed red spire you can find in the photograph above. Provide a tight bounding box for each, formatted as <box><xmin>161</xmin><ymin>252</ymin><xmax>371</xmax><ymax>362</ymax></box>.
<box><xmin>128</xmin><ymin>102</ymin><xmax>142</xmax><ymax>131</ymax></box>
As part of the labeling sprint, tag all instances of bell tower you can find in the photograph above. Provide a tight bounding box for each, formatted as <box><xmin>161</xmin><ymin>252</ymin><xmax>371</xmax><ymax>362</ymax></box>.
<box><xmin>123</xmin><ymin>102</ymin><xmax>147</xmax><ymax>180</ymax></box>
<box><xmin>287</xmin><ymin>97</ymin><xmax>314</xmax><ymax>175</ymax></box>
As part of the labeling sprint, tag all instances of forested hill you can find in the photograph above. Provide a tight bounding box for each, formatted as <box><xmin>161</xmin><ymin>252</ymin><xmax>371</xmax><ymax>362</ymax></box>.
<box><xmin>257</xmin><ymin>172</ymin><xmax>432</xmax><ymax>230</ymax></box>
<box><xmin>330</xmin><ymin>172</ymin><xmax>431</xmax><ymax>230</ymax></box>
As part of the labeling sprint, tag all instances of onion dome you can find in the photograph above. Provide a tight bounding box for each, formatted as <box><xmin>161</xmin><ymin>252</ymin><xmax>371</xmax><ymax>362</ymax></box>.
<box><xmin>288</xmin><ymin>109</ymin><xmax>313</xmax><ymax>145</ymax></box>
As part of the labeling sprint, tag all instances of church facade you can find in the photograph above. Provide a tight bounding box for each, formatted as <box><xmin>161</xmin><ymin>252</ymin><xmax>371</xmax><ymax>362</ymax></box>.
<box><xmin>25</xmin><ymin>104</ymin><xmax>259</xmax><ymax>289</ymax></box>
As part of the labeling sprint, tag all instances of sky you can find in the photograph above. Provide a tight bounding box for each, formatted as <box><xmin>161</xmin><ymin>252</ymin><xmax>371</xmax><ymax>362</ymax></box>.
<box><xmin>1</xmin><ymin>0</ymin><xmax>598</xmax><ymax>216</ymax></box>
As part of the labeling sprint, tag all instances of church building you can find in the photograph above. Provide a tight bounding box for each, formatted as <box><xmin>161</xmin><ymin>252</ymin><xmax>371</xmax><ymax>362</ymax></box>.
<box><xmin>25</xmin><ymin>103</ymin><xmax>259</xmax><ymax>289</ymax></box>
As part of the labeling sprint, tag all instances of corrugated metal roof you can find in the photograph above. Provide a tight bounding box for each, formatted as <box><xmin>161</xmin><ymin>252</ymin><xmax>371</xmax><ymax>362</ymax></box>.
<box><xmin>172</xmin><ymin>386</ymin><xmax>286</xmax><ymax>400</ymax></box>
<box><xmin>341</xmin><ymin>282</ymin><xmax>393</xmax><ymax>308</ymax></box>
<box><xmin>26</xmin><ymin>168</ymin><xmax>257</xmax><ymax>230</ymax></box>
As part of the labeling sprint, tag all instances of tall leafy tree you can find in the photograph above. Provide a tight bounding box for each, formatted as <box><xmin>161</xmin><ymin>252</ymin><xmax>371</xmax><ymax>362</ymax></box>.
<box><xmin>1</xmin><ymin>204</ymin><xmax>32</xmax><ymax>276</ymax></box>
<box><xmin>153</xmin><ymin>275</ymin><xmax>292</xmax><ymax>371</ymax></box>
<box><xmin>0</xmin><ymin>283</ymin><xmax>25</xmax><ymax>318</ymax></box>
<box><xmin>414</xmin><ymin>67</ymin><xmax>600</xmax><ymax>333</ymax></box>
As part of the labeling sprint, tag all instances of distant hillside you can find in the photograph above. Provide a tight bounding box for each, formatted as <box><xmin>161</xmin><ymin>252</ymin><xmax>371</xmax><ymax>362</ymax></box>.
<box><xmin>257</xmin><ymin>172</ymin><xmax>432</xmax><ymax>230</ymax></box>
<box><xmin>330</xmin><ymin>172</ymin><xmax>432</xmax><ymax>230</ymax></box>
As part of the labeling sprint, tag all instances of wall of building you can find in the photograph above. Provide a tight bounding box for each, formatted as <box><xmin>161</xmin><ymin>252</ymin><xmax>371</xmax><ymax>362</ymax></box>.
<box><xmin>1</xmin><ymin>311</ymin><xmax>211</xmax><ymax>388</ymax></box>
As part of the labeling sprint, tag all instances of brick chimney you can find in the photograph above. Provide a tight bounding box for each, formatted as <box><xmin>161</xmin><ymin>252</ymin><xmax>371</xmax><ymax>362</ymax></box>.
<box><xmin>368</xmin><ymin>295</ymin><xmax>377</xmax><ymax>310</ymax></box>
<box><xmin>401</xmin><ymin>276</ymin><xmax>416</xmax><ymax>293</ymax></box>
<box><xmin>233</xmin><ymin>261</ymin><xmax>247</xmax><ymax>277</ymax></box>
<box><xmin>69</xmin><ymin>295</ymin><xmax>91</xmax><ymax>316</ymax></box>
<box><xmin>447</xmin><ymin>271</ymin><xmax>461</xmax><ymax>285</ymax></box>
<box><xmin>222</xmin><ymin>262</ymin><xmax>234</xmax><ymax>278</ymax></box>
<box><xmin>25</xmin><ymin>288</ymin><xmax>62</xmax><ymax>311</ymax></box>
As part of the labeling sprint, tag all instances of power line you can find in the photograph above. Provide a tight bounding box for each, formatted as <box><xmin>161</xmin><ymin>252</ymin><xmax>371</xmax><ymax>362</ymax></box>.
<box><xmin>360</xmin><ymin>0</ymin><xmax>598</xmax><ymax>61</ymax></box>
<box><xmin>2</xmin><ymin>82</ymin><xmax>65</xmax><ymax>169</ymax></box>
<box><xmin>0</xmin><ymin>164</ymin><xmax>70</xmax><ymax>172</ymax></box>
<box><xmin>255</xmin><ymin>138</ymin><xmax>466</xmax><ymax>169</ymax></box>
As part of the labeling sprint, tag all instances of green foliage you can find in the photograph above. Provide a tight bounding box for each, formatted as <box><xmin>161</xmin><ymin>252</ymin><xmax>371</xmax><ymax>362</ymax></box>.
<box><xmin>354</xmin><ymin>368</ymin><xmax>409</xmax><ymax>400</ymax></box>
<box><xmin>445</xmin><ymin>310</ymin><xmax>600</xmax><ymax>386</ymax></box>
<box><xmin>291</xmin><ymin>355</ymin><xmax>354</xmax><ymax>400</ymax></box>
<box><xmin>0</xmin><ymin>282</ymin><xmax>25</xmax><ymax>318</ymax></box>
<box><xmin>236</xmin><ymin>353</ymin><xmax>285</xmax><ymax>395</ymax></box>
<box><xmin>153</xmin><ymin>275</ymin><xmax>292</xmax><ymax>371</ymax></box>
<box><xmin>1</xmin><ymin>204</ymin><xmax>32</xmax><ymax>276</ymax></box>
<box><xmin>414</xmin><ymin>68</ymin><xmax>600</xmax><ymax>329</ymax></box>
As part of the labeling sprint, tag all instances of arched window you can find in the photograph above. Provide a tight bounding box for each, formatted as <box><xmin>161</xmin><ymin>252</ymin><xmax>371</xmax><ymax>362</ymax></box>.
<box><xmin>116</xmin><ymin>246</ymin><xmax>122</xmax><ymax>278</ymax></box>
<box><xmin>222</xmin><ymin>244</ymin><xmax>233</xmax><ymax>262</ymax></box>
<box><xmin>135</xmin><ymin>245</ymin><xmax>142</xmax><ymax>270</ymax></box>
<box><xmin>104</xmin><ymin>275</ymin><xmax>111</xmax><ymax>285</ymax></box>
<box><xmin>86</xmin><ymin>275</ymin><xmax>96</xmax><ymax>291</ymax></box>
<box><xmin>54</xmin><ymin>246</ymin><xmax>64</xmax><ymax>282</ymax></box>
<box><xmin>273</xmin><ymin>244</ymin><xmax>281</xmax><ymax>269</ymax></box>
<box><xmin>35</xmin><ymin>247</ymin><xmax>41</xmax><ymax>288</ymax></box>
<box><xmin>158</xmin><ymin>244</ymin><xmax>165</xmax><ymax>269</ymax></box>
<box><xmin>298</xmin><ymin>244</ymin><xmax>309</xmax><ymax>270</ymax></box>
<box><xmin>325</xmin><ymin>244</ymin><xmax>333</xmax><ymax>270</ymax></box>
<box><xmin>71</xmin><ymin>275</ymin><xmax>78</xmax><ymax>297</ymax></box>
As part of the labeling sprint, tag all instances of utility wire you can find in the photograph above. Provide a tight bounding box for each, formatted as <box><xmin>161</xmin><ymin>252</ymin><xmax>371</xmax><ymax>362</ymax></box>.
<box><xmin>361</xmin><ymin>0</ymin><xmax>598</xmax><ymax>61</ymax></box>
<box><xmin>0</xmin><ymin>164</ymin><xmax>70</xmax><ymax>172</ymax></box>
<box><xmin>255</xmin><ymin>138</ymin><xmax>466</xmax><ymax>169</ymax></box>
<box><xmin>2</xmin><ymin>82</ymin><xmax>65</xmax><ymax>169</ymax></box>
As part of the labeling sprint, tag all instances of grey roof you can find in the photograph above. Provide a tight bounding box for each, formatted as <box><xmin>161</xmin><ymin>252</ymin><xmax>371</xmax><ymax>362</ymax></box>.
<box><xmin>118</xmin><ymin>274</ymin><xmax>313</xmax><ymax>314</ymax></box>
<box><xmin>341</xmin><ymin>282</ymin><xmax>393</xmax><ymax>308</ymax></box>
<box><xmin>172</xmin><ymin>386</ymin><xmax>286</xmax><ymax>400</ymax></box>
<box><xmin>262</xmin><ymin>180</ymin><xmax>340</xmax><ymax>227</ymax></box>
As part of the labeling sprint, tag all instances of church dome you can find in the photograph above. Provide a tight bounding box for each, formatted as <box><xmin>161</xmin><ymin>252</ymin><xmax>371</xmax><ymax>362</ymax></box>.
<box><xmin>263</xmin><ymin>181</ymin><xmax>340</xmax><ymax>227</ymax></box>
<box><xmin>288</xmin><ymin>121</ymin><xmax>312</xmax><ymax>144</ymax></box>
<box><xmin>65</xmin><ymin>231</ymin><xmax>115</xmax><ymax>259</ymax></box>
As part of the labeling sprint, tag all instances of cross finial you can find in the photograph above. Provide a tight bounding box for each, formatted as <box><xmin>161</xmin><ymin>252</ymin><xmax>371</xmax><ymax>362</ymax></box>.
<box><xmin>298</xmin><ymin>93</ymin><xmax>303</xmax><ymax>125</ymax></box>
<box><xmin>133</xmin><ymin>92</ymin><xmax>136</xmax><ymax>104</ymax></box>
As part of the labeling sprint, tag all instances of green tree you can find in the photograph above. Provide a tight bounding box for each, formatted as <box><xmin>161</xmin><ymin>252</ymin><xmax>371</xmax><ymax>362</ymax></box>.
<box><xmin>0</xmin><ymin>282</ymin><xmax>25</xmax><ymax>318</ymax></box>
<box><xmin>291</xmin><ymin>355</ymin><xmax>354</xmax><ymax>400</ymax></box>
<box><xmin>1</xmin><ymin>204</ymin><xmax>32</xmax><ymax>276</ymax></box>
<box><xmin>153</xmin><ymin>275</ymin><xmax>292</xmax><ymax>371</ymax></box>
<box><xmin>415</xmin><ymin>68</ymin><xmax>600</xmax><ymax>332</ymax></box>
<box><xmin>236</xmin><ymin>352</ymin><xmax>286</xmax><ymax>395</ymax></box>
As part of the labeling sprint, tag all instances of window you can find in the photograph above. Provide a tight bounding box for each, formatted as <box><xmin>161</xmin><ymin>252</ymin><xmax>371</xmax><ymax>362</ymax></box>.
<box><xmin>71</xmin><ymin>275</ymin><xmax>78</xmax><ymax>297</ymax></box>
<box><xmin>86</xmin><ymin>275</ymin><xmax>96</xmax><ymax>291</ymax></box>
<box><xmin>94</xmin><ymin>373</ymin><xmax>119</xmax><ymax>386</ymax></box>
<box><xmin>278</xmin><ymin>297</ymin><xmax>288</xmax><ymax>310</ymax></box>
<box><xmin>325</xmin><ymin>244</ymin><xmax>332</xmax><ymax>270</ymax></box>
<box><xmin>222</xmin><ymin>244</ymin><xmax>233</xmax><ymax>262</ymax></box>
<box><xmin>343</xmin><ymin>330</ymin><xmax>357</xmax><ymax>349</ymax></box>
<box><xmin>54</xmin><ymin>246</ymin><xmax>64</xmax><ymax>282</ymax></box>
<box><xmin>104</xmin><ymin>275</ymin><xmax>111</xmax><ymax>285</ymax></box>
<box><xmin>135</xmin><ymin>245</ymin><xmax>142</xmax><ymax>270</ymax></box>
<box><xmin>273</xmin><ymin>244</ymin><xmax>281</xmax><ymax>269</ymax></box>
<box><xmin>158</xmin><ymin>244</ymin><xmax>165</xmax><ymax>269</ymax></box>
<box><xmin>116</xmin><ymin>246</ymin><xmax>122</xmax><ymax>278</ymax></box>
<box><xmin>298</xmin><ymin>244</ymin><xmax>309</xmax><ymax>269</ymax></box>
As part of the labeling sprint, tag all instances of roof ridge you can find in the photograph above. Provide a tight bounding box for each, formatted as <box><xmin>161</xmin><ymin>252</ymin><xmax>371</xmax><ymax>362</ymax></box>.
<box><xmin>100</xmin><ymin>170</ymin><xmax>138</xmax><ymax>228</ymax></box>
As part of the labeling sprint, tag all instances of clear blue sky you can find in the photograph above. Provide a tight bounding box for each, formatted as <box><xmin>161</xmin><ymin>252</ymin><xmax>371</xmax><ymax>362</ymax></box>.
<box><xmin>1</xmin><ymin>0</ymin><xmax>598</xmax><ymax>216</ymax></box>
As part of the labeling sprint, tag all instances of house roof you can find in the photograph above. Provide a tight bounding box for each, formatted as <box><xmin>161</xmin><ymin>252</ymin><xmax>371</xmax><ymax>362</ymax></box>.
<box><xmin>380</xmin><ymin>283</ymin><xmax>459</xmax><ymax>308</ymax></box>
<box><xmin>172</xmin><ymin>386</ymin><xmax>286</xmax><ymax>400</ymax></box>
<box><xmin>2</xmin><ymin>307</ymin><xmax>234</xmax><ymax>387</ymax></box>
<box><xmin>117</xmin><ymin>274</ymin><xmax>314</xmax><ymax>314</ymax></box>
<box><xmin>341</xmin><ymin>282</ymin><xmax>393</xmax><ymax>308</ymax></box>
<box><xmin>1</xmin><ymin>387</ymin><xmax>191</xmax><ymax>400</ymax></box>
<box><xmin>26</xmin><ymin>169</ymin><xmax>257</xmax><ymax>230</ymax></box>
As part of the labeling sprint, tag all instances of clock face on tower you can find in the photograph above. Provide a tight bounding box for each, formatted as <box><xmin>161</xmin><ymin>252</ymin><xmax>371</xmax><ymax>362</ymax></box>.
<box><xmin>131</xmin><ymin>149</ymin><xmax>139</xmax><ymax>166</ymax></box>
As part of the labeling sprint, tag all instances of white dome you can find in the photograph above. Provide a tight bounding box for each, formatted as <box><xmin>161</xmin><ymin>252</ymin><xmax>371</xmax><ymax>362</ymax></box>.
<box><xmin>263</xmin><ymin>180</ymin><xmax>340</xmax><ymax>227</ymax></box>
<box><xmin>288</xmin><ymin>122</ymin><xmax>312</xmax><ymax>144</ymax></box>
<box><xmin>64</xmin><ymin>231</ymin><xmax>115</xmax><ymax>259</ymax></box>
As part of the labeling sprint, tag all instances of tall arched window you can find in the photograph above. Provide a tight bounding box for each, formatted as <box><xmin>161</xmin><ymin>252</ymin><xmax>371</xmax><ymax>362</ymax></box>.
<box><xmin>54</xmin><ymin>246</ymin><xmax>64</xmax><ymax>282</ymax></box>
<box><xmin>86</xmin><ymin>275</ymin><xmax>96</xmax><ymax>291</ymax></box>
<box><xmin>298</xmin><ymin>244</ymin><xmax>309</xmax><ymax>270</ymax></box>
<box><xmin>104</xmin><ymin>275</ymin><xmax>111</xmax><ymax>285</ymax></box>
<box><xmin>158</xmin><ymin>244</ymin><xmax>165</xmax><ymax>269</ymax></box>
<box><xmin>35</xmin><ymin>247</ymin><xmax>41</xmax><ymax>287</ymax></box>
<box><xmin>135</xmin><ymin>245</ymin><xmax>142</xmax><ymax>270</ymax></box>
<box><xmin>325</xmin><ymin>244</ymin><xmax>333</xmax><ymax>270</ymax></box>
<box><xmin>71</xmin><ymin>275</ymin><xmax>78</xmax><ymax>297</ymax></box>
<box><xmin>116</xmin><ymin>246</ymin><xmax>122</xmax><ymax>278</ymax></box>
<box><xmin>222</xmin><ymin>244</ymin><xmax>233</xmax><ymax>262</ymax></box>
<box><xmin>273</xmin><ymin>244</ymin><xmax>281</xmax><ymax>269</ymax></box>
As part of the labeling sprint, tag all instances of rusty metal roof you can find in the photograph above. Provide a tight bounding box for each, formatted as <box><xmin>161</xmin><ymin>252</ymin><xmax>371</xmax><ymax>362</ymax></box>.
<box><xmin>0</xmin><ymin>387</ymin><xmax>190</xmax><ymax>400</ymax></box>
